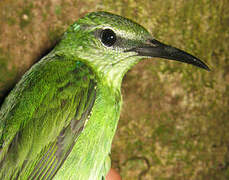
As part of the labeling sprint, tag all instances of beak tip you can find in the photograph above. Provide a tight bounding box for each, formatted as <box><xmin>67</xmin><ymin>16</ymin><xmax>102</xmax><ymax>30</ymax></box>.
<box><xmin>201</xmin><ymin>66</ymin><xmax>211</xmax><ymax>71</ymax></box>
<box><xmin>204</xmin><ymin>66</ymin><xmax>211</xmax><ymax>71</ymax></box>
<box><xmin>195</xmin><ymin>59</ymin><xmax>210</xmax><ymax>71</ymax></box>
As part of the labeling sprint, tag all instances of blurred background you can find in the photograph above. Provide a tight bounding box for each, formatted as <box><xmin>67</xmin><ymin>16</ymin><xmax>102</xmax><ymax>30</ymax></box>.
<box><xmin>0</xmin><ymin>0</ymin><xmax>228</xmax><ymax>179</ymax></box>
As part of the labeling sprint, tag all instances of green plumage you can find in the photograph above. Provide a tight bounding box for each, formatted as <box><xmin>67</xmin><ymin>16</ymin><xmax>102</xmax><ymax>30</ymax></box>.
<box><xmin>0</xmin><ymin>11</ymin><xmax>209</xmax><ymax>179</ymax></box>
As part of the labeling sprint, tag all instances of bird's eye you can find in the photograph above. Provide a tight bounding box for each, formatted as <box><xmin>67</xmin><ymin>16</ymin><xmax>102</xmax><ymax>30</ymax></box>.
<box><xmin>100</xmin><ymin>29</ymin><xmax>116</xmax><ymax>47</ymax></box>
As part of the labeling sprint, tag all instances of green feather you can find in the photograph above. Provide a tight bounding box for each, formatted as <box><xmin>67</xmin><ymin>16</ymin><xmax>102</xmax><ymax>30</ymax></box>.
<box><xmin>0</xmin><ymin>11</ymin><xmax>209</xmax><ymax>180</ymax></box>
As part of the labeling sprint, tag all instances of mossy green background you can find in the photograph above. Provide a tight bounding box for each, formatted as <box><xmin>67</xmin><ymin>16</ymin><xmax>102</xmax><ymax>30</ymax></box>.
<box><xmin>0</xmin><ymin>0</ymin><xmax>228</xmax><ymax>179</ymax></box>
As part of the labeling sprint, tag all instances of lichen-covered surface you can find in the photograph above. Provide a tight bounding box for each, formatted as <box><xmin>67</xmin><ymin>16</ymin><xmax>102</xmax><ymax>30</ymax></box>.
<box><xmin>0</xmin><ymin>0</ymin><xmax>228</xmax><ymax>179</ymax></box>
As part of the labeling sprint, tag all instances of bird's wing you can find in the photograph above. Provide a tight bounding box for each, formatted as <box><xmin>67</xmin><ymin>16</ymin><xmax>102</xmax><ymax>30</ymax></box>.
<box><xmin>27</xmin><ymin>79</ymin><xmax>96</xmax><ymax>180</ymax></box>
<box><xmin>0</xmin><ymin>57</ymin><xmax>97</xmax><ymax>179</ymax></box>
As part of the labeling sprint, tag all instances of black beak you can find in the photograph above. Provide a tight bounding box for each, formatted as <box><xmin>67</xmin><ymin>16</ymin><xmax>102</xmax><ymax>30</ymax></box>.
<box><xmin>126</xmin><ymin>39</ymin><xmax>210</xmax><ymax>71</ymax></box>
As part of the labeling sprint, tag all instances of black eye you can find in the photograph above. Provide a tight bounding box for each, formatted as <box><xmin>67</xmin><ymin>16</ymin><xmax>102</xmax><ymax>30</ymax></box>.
<box><xmin>100</xmin><ymin>29</ymin><xmax>116</xmax><ymax>47</ymax></box>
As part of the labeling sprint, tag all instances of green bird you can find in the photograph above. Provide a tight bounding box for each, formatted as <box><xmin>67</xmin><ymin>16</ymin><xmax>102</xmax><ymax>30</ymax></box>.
<box><xmin>0</xmin><ymin>11</ymin><xmax>209</xmax><ymax>180</ymax></box>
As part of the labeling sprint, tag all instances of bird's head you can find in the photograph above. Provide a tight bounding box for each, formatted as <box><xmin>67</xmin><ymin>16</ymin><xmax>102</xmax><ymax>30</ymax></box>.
<box><xmin>55</xmin><ymin>11</ymin><xmax>209</xmax><ymax>87</ymax></box>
